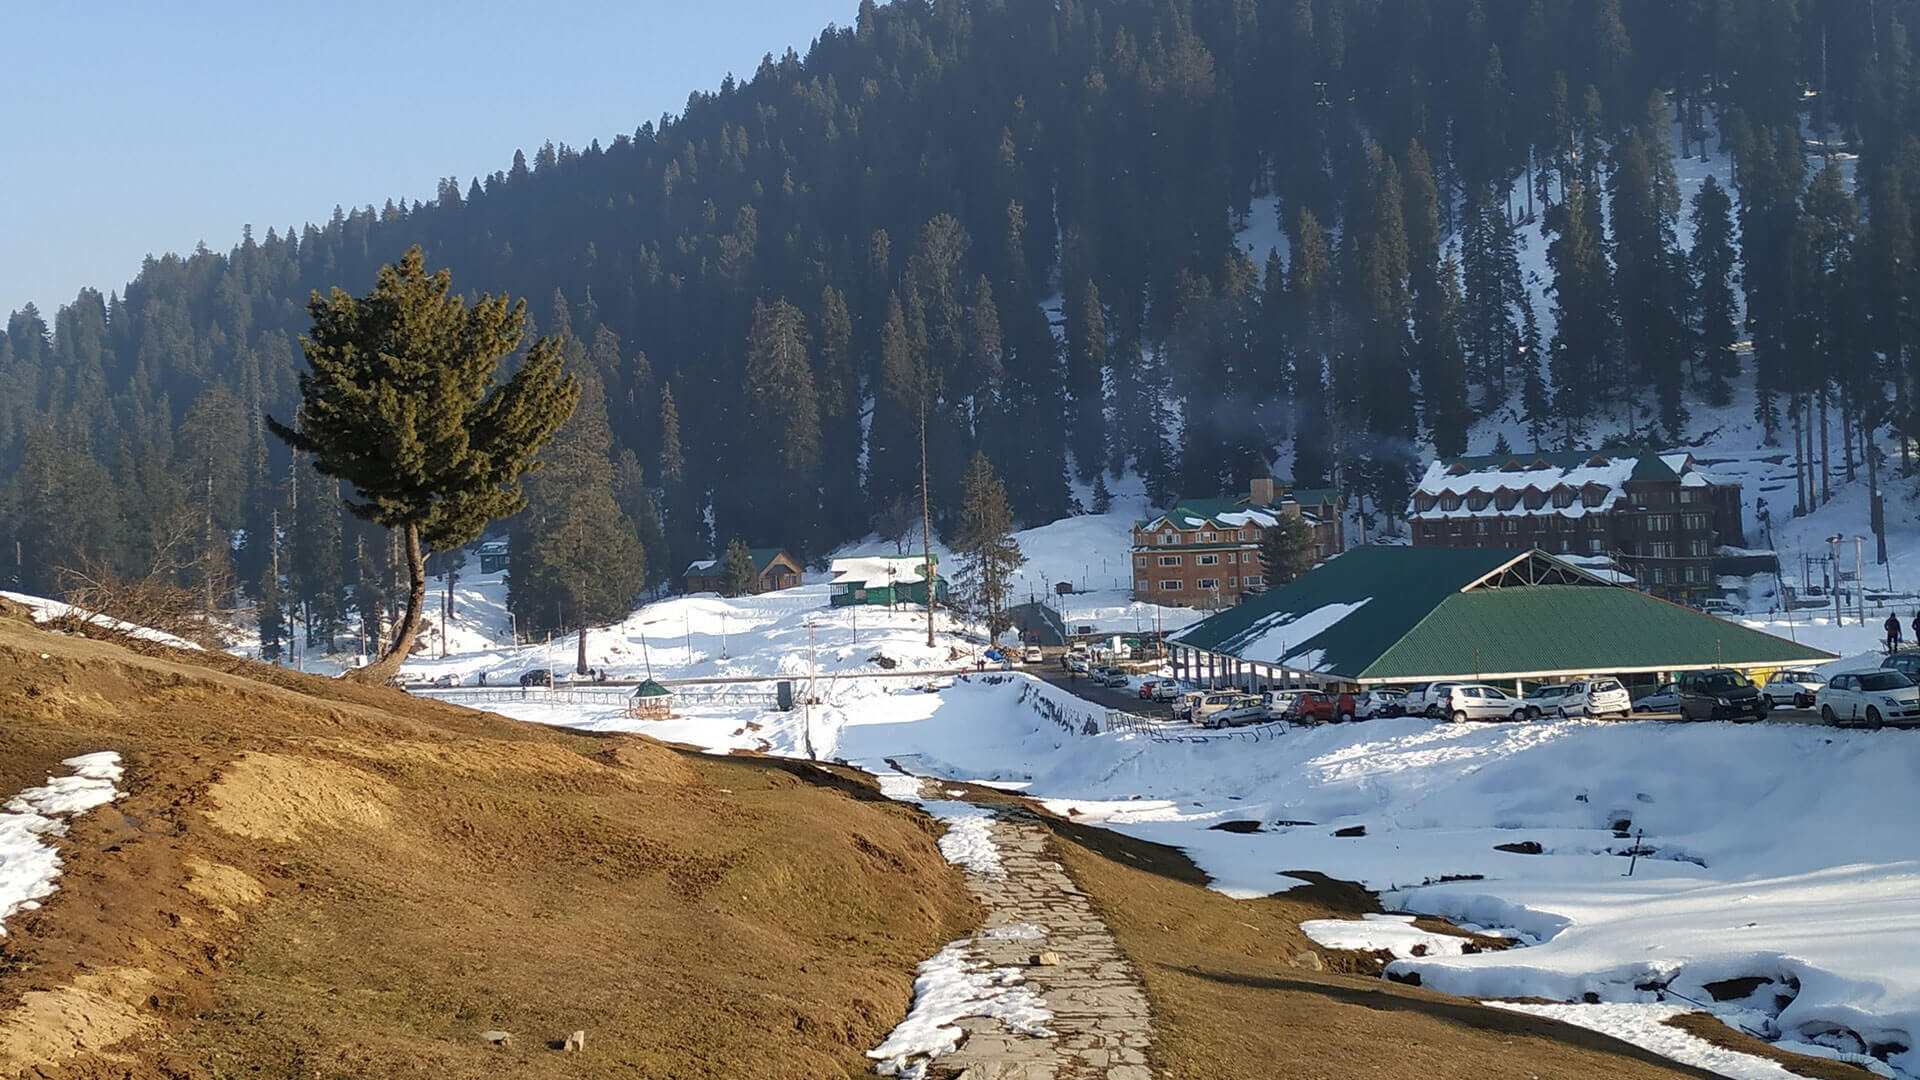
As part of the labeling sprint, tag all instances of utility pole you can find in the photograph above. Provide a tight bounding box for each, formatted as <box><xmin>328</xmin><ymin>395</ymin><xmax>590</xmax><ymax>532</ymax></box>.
<box><xmin>721</xmin><ymin>613</ymin><xmax>729</xmax><ymax>660</ymax></box>
<box><xmin>919</xmin><ymin>388</ymin><xmax>935</xmax><ymax>650</ymax></box>
<box><xmin>1828</xmin><ymin>534</ymin><xmax>1844</xmax><ymax>625</ymax></box>
<box><xmin>804</xmin><ymin>619</ymin><xmax>818</xmax><ymax>761</ymax></box>
<box><xmin>1856</xmin><ymin>536</ymin><xmax>1866</xmax><ymax>624</ymax></box>
<box><xmin>639</xmin><ymin>628</ymin><xmax>653</xmax><ymax>679</ymax></box>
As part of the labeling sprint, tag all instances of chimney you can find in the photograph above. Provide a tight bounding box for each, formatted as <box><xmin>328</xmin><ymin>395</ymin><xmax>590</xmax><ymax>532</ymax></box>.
<box><xmin>1249</xmin><ymin>477</ymin><xmax>1276</xmax><ymax>507</ymax></box>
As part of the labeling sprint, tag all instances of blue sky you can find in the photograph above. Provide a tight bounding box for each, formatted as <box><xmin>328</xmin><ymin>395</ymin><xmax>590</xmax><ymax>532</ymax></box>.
<box><xmin>2</xmin><ymin>0</ymin><xmax>853</xmax><ymax>320</ymax></box>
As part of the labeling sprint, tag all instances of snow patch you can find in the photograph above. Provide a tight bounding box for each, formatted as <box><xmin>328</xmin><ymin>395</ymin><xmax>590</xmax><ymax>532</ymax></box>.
<box><xmin>866</xmin><ymin>940</ymin><xmax>1055</xmax><ymax>1079</ymax></box>
<box><xmin>1</xmin><ymin>752</ymin><xmax>124</xmax><ymax>936</ymax></box>
<box><xmin>1300</xmin><ymin>913</ymin><xmax>1473</xmax><ymax>959</ymax></box>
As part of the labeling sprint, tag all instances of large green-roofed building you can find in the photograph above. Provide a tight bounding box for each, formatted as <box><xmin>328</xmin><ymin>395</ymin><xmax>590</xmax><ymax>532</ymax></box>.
<box><xmin>1166</xmin><ymin>546</ymin><xmax>1833</xmax><ymax>689</ymax></box>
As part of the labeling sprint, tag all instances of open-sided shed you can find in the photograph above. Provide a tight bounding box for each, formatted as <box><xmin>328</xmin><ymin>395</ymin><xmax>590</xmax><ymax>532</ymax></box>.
<box><xmin>1167</xmin><ymin>546</ymin><xmax>1833</xmax><ymax>690</ymax></box>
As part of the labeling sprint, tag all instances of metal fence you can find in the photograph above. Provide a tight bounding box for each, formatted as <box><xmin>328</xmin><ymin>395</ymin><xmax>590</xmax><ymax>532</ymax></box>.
<box><xmin>1105</xmin><ymin>709</ymin><xmax>1295</xmax><ymax>744</ymax></box>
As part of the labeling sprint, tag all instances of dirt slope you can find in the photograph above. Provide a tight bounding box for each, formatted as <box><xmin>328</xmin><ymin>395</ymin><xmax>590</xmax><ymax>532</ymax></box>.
<box><xmin>0</xmin><ymin>615</ymin><xmax>975</xmax><ymax>1078</ymax></box>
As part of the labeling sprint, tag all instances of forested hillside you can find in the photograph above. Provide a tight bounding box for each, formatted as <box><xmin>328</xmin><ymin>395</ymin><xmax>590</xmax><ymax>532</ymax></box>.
<box><xmin>4</xmin><ymin>0</ymin><xmax>1917</xmax><ymax>653</ymax></box>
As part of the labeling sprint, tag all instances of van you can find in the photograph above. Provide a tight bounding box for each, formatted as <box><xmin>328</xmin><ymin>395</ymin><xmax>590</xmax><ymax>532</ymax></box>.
<box><xmin>1676</xmin><ymin>669</ymin><xmax>1768</xmax><ymax>722</ymax></box>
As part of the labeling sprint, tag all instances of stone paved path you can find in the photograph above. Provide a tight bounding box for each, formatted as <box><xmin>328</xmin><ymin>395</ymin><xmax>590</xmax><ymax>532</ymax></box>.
<box><xmin>933</xmin><ymin>802</ymin><xmax>1155</xmax><ymax>1080</ymax></box>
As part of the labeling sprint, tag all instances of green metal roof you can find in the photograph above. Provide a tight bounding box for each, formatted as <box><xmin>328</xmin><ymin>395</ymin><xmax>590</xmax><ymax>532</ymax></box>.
<box><xmin>631</xmin><ymin>678</ymin><xmax>674</xmax><ymax>698</ymax></box>
<box><xmin>1170</xmin><ymin>546</ymin><xmax>1524</xmax><ymax>672</ymax></box>
<box><xmin>1366</xmin><ymin>585</ymin><xmax>1833</xmax><ymax>681</ymax></box>
<box><xmin>747</xmin><ymin>547</ymin><xmax>796</xmax><ymax>573</ymax></box>
<box><xmin>1139</xmin><ymin>498</ymin><xmax>1277</xmax><ymax>530</ymax></box>
<box><xmin>1290</xmin><ymin>487</ymin><xmax>1341</xmax><ymax>508</ymax></box>
<box><xmin>1170</xmin><ymin>546</ymin><xmax>1834</xmax><ymax>683</ymax></box>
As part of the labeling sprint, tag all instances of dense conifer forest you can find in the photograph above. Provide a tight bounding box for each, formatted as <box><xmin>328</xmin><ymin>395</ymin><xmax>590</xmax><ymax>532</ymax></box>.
<box><xmin>5</xmin><ymin>0</ymin><xmax>1918</xmax><ymax>652</ymax></box>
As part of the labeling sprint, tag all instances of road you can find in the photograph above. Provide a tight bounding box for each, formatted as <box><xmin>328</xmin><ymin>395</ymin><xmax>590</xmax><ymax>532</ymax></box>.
<box><xmin>1026</xmin><ymin>654</ymin><xmax>1177</xmax><ymax>719</ymax></box>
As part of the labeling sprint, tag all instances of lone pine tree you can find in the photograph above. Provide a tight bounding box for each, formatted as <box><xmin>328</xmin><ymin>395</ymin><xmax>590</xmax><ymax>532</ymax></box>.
<box><xmin>268</xmin><ymin>246</ymin><xmax>578</xmax><ymax>683</ymax></box>
<box><xmin>954</xmin><ymin>451</ymin><xmax>1025</xmax><ymax>639</ymax></box>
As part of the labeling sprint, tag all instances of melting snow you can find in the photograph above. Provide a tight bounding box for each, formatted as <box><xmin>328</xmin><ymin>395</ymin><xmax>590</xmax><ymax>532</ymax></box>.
<box><xmin>1</xmin><ymin>752</ymin><xmax>124</xmax><ymax>936</ymax></box>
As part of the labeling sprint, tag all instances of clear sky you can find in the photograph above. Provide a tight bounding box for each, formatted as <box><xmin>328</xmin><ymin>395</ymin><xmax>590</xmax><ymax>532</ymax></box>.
<box><xmin>2</xmin><ymin>0</ymin><xmax>854</xmax><ymax>320</ymax></box>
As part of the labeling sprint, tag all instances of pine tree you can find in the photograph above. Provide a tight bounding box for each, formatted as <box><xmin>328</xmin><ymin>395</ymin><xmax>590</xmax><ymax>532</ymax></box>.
<box><xmin>953</xmin><ymin>452</ymin><xmax>1025</xmax><ymax>638</ymax></box>
<box><xmin>1065</xmin><ymin>278</ymin><xmax>1108</xmax><ymax>481</ymax></box>
<box><xmin>741</xmin><ymin>298</ymin><xmax>823</xmax><ymax>545</ymax></box>
<box><xmin>1545</xmin><ymin>173</ymin><xmax>1614</xmax><ymax>442</ymax></box>
<box><xmin>720</xmin><ymin>538</ymin><xmax>758</xmax><ymax>597</ymax></box>
<box><xmin>1257</xmin><ymin>514</ymin><xmax>1318</xmax><ymax>587</ymax></box>
<box><xmin>1090</xmin><ymin>473</ymin><xmax>1113</xmax><ymax>514</ymax></box>
<box><xmin>1690</xmin><ymin>175</ymin><xmax>1740</xmax><ymax>405</ymax></box>
<box><xmin>268</xmin><ymin>247</ymin><xmax>578</xmax><ymax>682</ymax></box>
<box><xmin>257</xmin><ymin>564</ymin><xmax>286</xmax><ymax>663</ymax></box>
<box><xmin>1290</xmin><ymin>210</ymin><xmax>1336</xmax><ymax>488</ymax></box>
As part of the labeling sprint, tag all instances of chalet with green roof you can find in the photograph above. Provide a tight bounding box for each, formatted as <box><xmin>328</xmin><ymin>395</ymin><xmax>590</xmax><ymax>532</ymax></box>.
<box><xmin>1131</xmin><ymin>477</ymin><xmax>1345</xmax><ymax>608</ymax></box>
<box><xmin>1166</xmin><ymin>545</ymin><xmax>1831</xmax><ymax>692</ymax></box>
<box><xmin>682</xmin><ymin>547</ymin><xmax>803</xmax><ymax>595</ymax></box>
<box><xmin>827</xmin><ymin>553</ymin><xmax>946</xmax><ymax>607</ymax></box>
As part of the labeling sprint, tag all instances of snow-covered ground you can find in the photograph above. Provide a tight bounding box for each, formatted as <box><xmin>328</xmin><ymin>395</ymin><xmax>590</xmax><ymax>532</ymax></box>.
<box><xmin>1</xmin><ymin>753</ymin><xmax>124</xmax><ymax>936</ymax></box>
<box><xmin>475</xmin><ymin>669</ymin><xmax>1920</xmax><ymax>1078</ymax></box>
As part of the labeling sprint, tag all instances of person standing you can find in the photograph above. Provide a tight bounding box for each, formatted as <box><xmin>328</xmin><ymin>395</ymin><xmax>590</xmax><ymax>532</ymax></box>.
<box><xmin>1887</xmin><ymin>612</ymin><xmax>1904</xmax><ymax>653</ymax></box>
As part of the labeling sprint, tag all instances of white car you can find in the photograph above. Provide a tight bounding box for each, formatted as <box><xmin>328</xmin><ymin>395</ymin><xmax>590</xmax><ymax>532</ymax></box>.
<box><xmin>1411</xmin><ymin>681</ymin><xmax>1470</xmax><ymax>719</ymax></box>
<box><xmin>1563</xmin><ymin>677</ymin><xmax>1631</xmax><ymax>718</ymax></box>
<box><xmin>1022</xmin><ymin>645</ymin><xmax>1043</xmax><ymax>664</ymax></box>
<box><xmin>1354</xmin><ymin>689</ymin><xmax>1406</xmax><ymax>719</ymax></box>
<box><xmin>1760</xmin><ymin>669</ymin><xmax>1825</xmax><ymax>709</ymax></box>
<box><xmin>1817</xmin><ymin>670</ymin><xmax>1920</xmax><ymax>729</ymax></box>
<box><xmin>1520</xmin><ymin>683</ymin><xmax>1578</xmax><ymax>719</ymax></box>
<box><xmin>1186</xmin><ymin>692</ymin><xmax>1267</xmax><ymax>728</ymax></box>
<box><xmin>1438</xmin><ymin>684</ymin><xmax>1527</xmax><ymax>723</ymax></box>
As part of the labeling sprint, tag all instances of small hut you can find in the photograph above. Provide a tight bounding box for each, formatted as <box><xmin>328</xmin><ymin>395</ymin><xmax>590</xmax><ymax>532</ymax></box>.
<box><xmin>626</xmin><ymin>679</ymin><xmax>675</xmax><ymax>720</ymax></box>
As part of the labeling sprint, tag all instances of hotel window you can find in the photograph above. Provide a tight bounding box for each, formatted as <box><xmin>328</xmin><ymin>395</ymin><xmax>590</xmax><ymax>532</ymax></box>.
<box><xmin>1134</xmin><ymin>578</ymin><xmax>1147</xmax><ymax>591</ymax></box>
<box><xmin>1158</xmin><ymin>554</ymin><xmax>1182</xmax><ymax>566</ymax></box>
<box><xmin>1648</xmin><ymin>515</ymin><xmax>1673</xmax><ymax>532</ymax></box>
<box><xmin>1224</xmin><ymin>553</ymin><xmax>1236</xmax><ymax>563</ymax></box>
<box><xmin>1582</xmin><ymin>486</ymin><xmax>1605</xmax><ymax>507</ymax></box>
<box><xmin>1197</xmin><ymin>554</ymin><xmax>1220</xmax><ymax>566</ymax></box>
<box><xmin>1553</xmin><ymin>488</ymin><xmax>1574</xmax><ymax>508</ymax></box>
<box><xmin>1196</xmin><ymin>578</ymin><xmax>1220</xmax><ymax>591</ymax></box>
<box><xmin>1682</xmin><ymin>513</ymin><xmax>1707</xmax><ymax>531</ymax></box>
<box><xmin>1442</xmin><ymin>493</ymin><xmax>1463</xmax><ymax>511</ymax></box>
<box><xmin>1243</xmin><ymin>574</ymin><xmax>1264</xmax><ymax>587</ymax></box>
<box><xmin>1502</xmin><ymin>520</ymin><xmax>1518</xmax><ymax>534</ymax></box>
<box><xmin>1587</xmin><ymin>538</ymin><xmax>1603</xmax><ymax>554</ymax></box>
<box><xmin>1226</xmin><ymin>577</ymin><xmax>1238</xmax><ymax>587</ymax></box>
<box><xmin>1160</xmin><ymin>580</ymin><xmax>1184</xmax><ymax>591</ymax></box>
<box><xmin>1199</xmin><ymin>531</ymin><xmax>1217</xmax><ymax>542</ymax></box>
<box><xmin>1134</xmin><ymin>555</ymin><xmax>1146</xmax><ymax>567</ymax></box>
<box><xmin>1649</xmin><ymin>541</ymin><xmax>1675</xmax><ymax>559</ymax></box>
<box><xmin>1450</xmin><ymin>522</ymin><xmax>1463</xmax><ymax>536</ymax></box>
<box><xmin>1237</xmin><ymin>530</ymin><xmax>1247</xmax><ymax>540</ymax></box>
<box><xmin>1159</xmin><ymin>533</ymin><xmax>1176</xmax><ymax>545</ymax></box>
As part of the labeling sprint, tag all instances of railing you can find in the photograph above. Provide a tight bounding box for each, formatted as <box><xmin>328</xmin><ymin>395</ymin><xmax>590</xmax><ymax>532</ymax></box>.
<box><xmin>1105</xmin><ymin>709</ymin><xmax>1295</xmax><ymax>744</ymax></box>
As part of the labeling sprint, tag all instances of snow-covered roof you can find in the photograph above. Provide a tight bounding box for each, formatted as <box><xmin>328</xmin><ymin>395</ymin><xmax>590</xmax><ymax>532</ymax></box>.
<box><xmin>1137</xmin><ymin>501</ymin><xmax>1288</xmax><ymax>532</ymax></box>
<box><xmin>829</xmin><ymin>554</ymin><xmax>934</xmax><ymax>585</ymax></box>
<box><xmin>1408</xmin><ymin>450</ymin><xmax>1730</xmax><ymax>521</ymax></box>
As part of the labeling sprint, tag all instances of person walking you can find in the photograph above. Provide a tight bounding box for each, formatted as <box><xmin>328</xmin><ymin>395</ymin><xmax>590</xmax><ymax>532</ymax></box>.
<box><xmin>1887</xmin><ymin>613</ymin><xmax>1904</xmax><ymax>654</ymax></box>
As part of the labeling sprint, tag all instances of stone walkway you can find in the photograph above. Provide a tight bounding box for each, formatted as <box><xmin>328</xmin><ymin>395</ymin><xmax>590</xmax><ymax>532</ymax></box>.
<box><xmin>934</xmin><ymin>803</ymin><xmax>1155</xmax><ymax>1080</ymax></box>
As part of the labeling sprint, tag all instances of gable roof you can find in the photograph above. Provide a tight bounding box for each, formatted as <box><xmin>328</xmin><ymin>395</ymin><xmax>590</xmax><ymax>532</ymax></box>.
<box><xmin>1170</xmin><ymin>547</ymin><xmax>1527</xmax><ymax>672</ymax></box>
<box><xmin>1138</xmin><ymin>498</ymin><xmax>1283</xmax><ymax>532</ymax></box>
<box><xmin>631</xmin><ymin>678</ymin><xmax>674</xmax><ymax>698</ymax></box>
<box><xmin>747</xmin><ymin>547</ymin><xmax>797</xmax><ymax>573</ymax></box>
<box><xmin>683</xmin><ymin>547</ymin><xmax>798</xmax><ymax>580</ymax></box>
<box><xmin>829</xmin><ymin>553</ymin><xmax>938</xmax><ymax>586</ymax></box>
<box><xmin>1170</xmin><ymin>546</ymin><xmax>1831</xmax><ymax>683</ymax></box>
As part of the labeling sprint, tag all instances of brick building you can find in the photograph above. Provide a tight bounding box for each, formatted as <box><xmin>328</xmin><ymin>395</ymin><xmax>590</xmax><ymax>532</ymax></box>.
<box><xmin>1406</xmin><ymin>450</ymin><xmax>1745</xmax><ymax>601</ymax></box>
<box><xmin>1131</xmin><ymin>478</ymin><xmax>1345</xmax><ymax>608</ymax></box>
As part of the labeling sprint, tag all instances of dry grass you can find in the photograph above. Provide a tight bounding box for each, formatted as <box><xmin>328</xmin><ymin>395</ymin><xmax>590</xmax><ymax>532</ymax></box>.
<box><xmin>0</xmin><ymin>614</ymin><xmax>975</xmax><ymax>1078</ymax></box>
<box><xmin>1038</xmin><ymin>812</ymin><xmax>1730</xmax><ymax>1080</ymax></box>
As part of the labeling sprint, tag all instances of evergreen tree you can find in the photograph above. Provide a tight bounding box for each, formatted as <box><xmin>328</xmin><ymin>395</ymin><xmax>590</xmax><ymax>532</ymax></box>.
<box><xmin>257</xmin><ymin>564</ymin><xmax>286</xmax><ymax>663</ymax></box>
<box><xmin>952</xmin><ymin>452</ymin><xmax>1025</xmax><ymax>638</ymax></box>
<box><xmin>720</xmin><ymin>538</ymin><xmax>758</xmax><ymax>597</ymax></box>
<box><xmin>740</xmin><ymin>298</ymin><xmax>823</xmax><ymax>546</ymax></box>
<box><xmin>1690</xmin><ymin>175</ymin><xmax>1740</xmax><ymax>406</ymax></box>
<box><xmin>1290</xmin><ymin>210</ymin><xmax>1337</xmax><ymax>489</ymax></box>
<box><xmin>1065</xmin><ymin>278</ymin><xmax>1109</xmax><ymax>481</ymax></box>
<box><xmin>1257</xmin><ymin>514</ymin><xmax>1318</xmax><ymax>587</ymax></box>
<box><xmin>268</xmin><ymin>247</ymin><xmax>578</xmax><ymax>682</ymax></box>
<box><xmin>1545</xmin><ymin>173</ymin><xmax>1614</xmax><ymax>442</ymax></box>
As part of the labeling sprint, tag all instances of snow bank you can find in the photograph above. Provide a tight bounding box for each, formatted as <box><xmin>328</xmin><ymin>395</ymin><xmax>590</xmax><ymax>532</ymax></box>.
<box><xmin>927</xmin><ymin>803</ymin><xmax>1004</xmax><ymax>877</ymax></box>
<box><xmin>1</xmin><ymin>752</ymin><xmax>124</xmax><ymax>936</ymax></box>
<box><xmin>1489</xmin><ymin>1002</ymin><xmax>1821</xmax><ymax>1080</ymax></box>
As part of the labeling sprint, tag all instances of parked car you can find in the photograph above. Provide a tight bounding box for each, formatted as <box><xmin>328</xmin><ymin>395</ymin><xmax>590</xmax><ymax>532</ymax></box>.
<box><xmin>1760</xmin><ymin>669</ymin><xmax>1826</xmax><ymax>709</ymax></box>
<box><xmin>1676</xmin><ymin>668</ymin><xmax>1768</xmax><ymax>722</ymax></box>
<box><xmin>1092</xmin><ymin>665</ymin><xmax>1129</xmax><ymax>688</ymax></box>
<box><xmin>1065</xmin><ymin>654</ymin><xmax>1091</xmax><ymax>674</ymax></box>
<box><xmin>1520</xmin><ymin>683</ymin><xmax>1578</xmax><ymax>719</ymax></box>
<box><xmin>1354</xmin><ymin>689</ymin><xmax>1406</xmax><ymax>719</ymax></box>
<box><xmin>1258</xmin><ymin>690</ymin><xmax>1301</xmax><ymax>720</ymax></box>
<box><xmin>1818</xmin><ymin>669</ymin><xmax>1920</xmax><ymax>728</ymax></box>
<box><xmin>1632</xmin><ymin>683</ymin><xmax>1680</xmax><ymax>712</ymax></box>
<box><xmin>1023</xmin><ymin>645</ymin><xmax>1043</xmax><ymax>664</ymax></box>
<box><xmin>519</xmin><ymin>668</ymin><xmax>553</xmax><ymax>687</ymax></box>
<box><xmin>1414</xmin><ymin>681</ymin><xmax>1470</xmax><ymax>719</ymax></box>
<box><xmin>431</xmin><ymin>672</ymin><xmax>459</xmax><ymax>688</ymax></box>
<box><xmin>1149</xmin><ymin>680</ymin><xmax>1185</xmax><ymax>702</ymax></box>
<box><xmin>1180</xmin><ymin>692</ymin><xmax>1266</xmax><ymax>728</ymax></box>
<box><xmin>1563</xmin><ymin>677</ymin><xmax>1632</xmax><ymax>718</ymax></box>
<box><xmin>1439</xmin><ymin>683</ymin><xmax>1527</xmax><ymax>722</ymax></box>
<box><xmin>1883</xmin><ymin>651</ymin><xmax>1920</xmax><ymax>681</ymax></box>
<box><xmin>1283</xmin><ymin>690</ymin><xmax>1360</xmax><ymax>724</ymax></box>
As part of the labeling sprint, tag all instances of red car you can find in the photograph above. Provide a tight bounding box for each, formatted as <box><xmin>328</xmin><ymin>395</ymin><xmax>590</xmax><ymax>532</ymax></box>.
<box><xmin>1287</xmin><ymin>690</ymin><xmax>1359</xmax><ymax>723</ymax></box>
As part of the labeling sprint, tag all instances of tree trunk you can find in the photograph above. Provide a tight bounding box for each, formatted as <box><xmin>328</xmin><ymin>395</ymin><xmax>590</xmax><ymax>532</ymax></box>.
<box><xmin>577</xmin><ymin>616</ymin><xmax>589</xmax><ymax>676</ymax></box>
<box><xmin>1793</xmin><ymin>396</ymin><xmax>1807</xmax><ymax>515</ymax></box>
<box><xmin>349</xmin><ymin>523</ymin><xmax>426</xmax><ymax>684</ymax></box>
<box><xmin>1819</xmin><ymin>390</ymin><xmax>1832</xmax><ymax>504</ymax></box>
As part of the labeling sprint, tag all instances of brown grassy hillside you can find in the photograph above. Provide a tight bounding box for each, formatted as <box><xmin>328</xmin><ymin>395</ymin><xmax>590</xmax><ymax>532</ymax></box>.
<box><xmin>0</xmin><ymin>613</ymin><xmax>975</xmax><ymax>1078</ymax></box>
